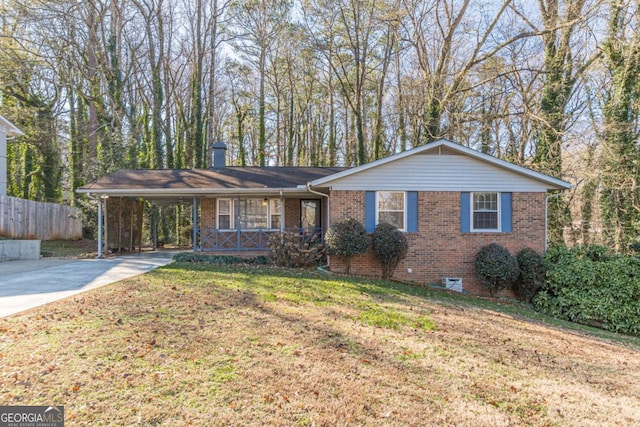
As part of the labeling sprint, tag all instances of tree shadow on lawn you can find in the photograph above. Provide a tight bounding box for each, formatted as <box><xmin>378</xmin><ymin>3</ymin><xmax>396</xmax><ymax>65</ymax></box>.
<box><xmin>166</xmin><ymin>262</ymin><xmax>640</xmax><ymax>351</ymax></box>
<box><xmin>169</xmin><ymin>262</ymin><xmax>434</xmax><ymax>308</ymax></box>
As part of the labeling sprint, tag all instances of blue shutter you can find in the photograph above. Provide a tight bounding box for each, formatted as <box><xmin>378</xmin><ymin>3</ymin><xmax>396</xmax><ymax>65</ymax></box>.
<box><xmin>407</xmin><ymin>191</ymin><xmax>418</xmax><ymax>232</ymax></box>
<box><xmin>364</xmin><ymin>191</ymin><xmax>376</xmax><ymax>232</ymax></box>
<box><xmin>501</xmin><ymin>192</ymin><xmax>512</xmax><ymax>232</ymax></box>
<box><xmin>460</xmin><ymin>192</ymin><xmax>471</xmax><ymax>232</ymax></box>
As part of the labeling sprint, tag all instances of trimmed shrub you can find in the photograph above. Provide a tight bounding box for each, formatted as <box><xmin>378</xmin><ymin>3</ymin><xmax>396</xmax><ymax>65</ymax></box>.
<box><xmin>514</xmin><ymin>247</ymin><xmax>545</xmax><ymax>302</ymax></box>
<box><xmin>372</xmin><ymin>222</ymin><xmax>408</xmax><ymax>279</ymax></box>
<box><xmin>269</xmin><ymin>230</ymin><xmax>325</xmax><ymax>268</ymax></box>
<box><xmin>534</xmin><ymin>245</ymin><xmax>640</xmax><ymax>336</ymax></box>
<box><xmin>325</xmin><ymin>217</ymin><xmax>369</xmax><ymax>274</ymax></box>
<box><xmin>172</xmin><ymin>253</ymin><xmax>269</xmax><ymax>265</ymax></box>
<box><xmin>474</xmin><ymin>243</ymin><xmax>519</xmax><ymax>297</ymax></box>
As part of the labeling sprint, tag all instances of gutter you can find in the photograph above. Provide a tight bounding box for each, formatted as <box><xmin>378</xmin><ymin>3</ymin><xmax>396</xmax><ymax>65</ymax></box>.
<box><xmin>75</xmin><ymin>187</ymin><xmax>307</xmax><ymax>197</ymax></box>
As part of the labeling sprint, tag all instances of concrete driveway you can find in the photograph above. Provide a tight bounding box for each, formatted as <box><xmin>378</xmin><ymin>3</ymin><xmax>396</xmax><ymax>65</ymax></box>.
<box><xmin>0</xmin><ymin>251</ymin><xmax>180</xmax><ymax>318</ymax></box>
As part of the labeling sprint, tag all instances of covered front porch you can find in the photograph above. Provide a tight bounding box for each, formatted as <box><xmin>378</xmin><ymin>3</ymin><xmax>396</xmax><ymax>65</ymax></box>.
<box><xmin>195</xmin><ymin>195</ymin><xmax>325</xmax><ymax>252</ymax></box>
<box><xmin>92</xmin><ymin>191</ymin><xmax>328</xmax><ymax>257</ymax></box>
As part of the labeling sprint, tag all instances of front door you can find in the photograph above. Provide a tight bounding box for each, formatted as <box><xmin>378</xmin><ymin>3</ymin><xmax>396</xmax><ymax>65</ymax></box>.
<box><xmin>301</xmin><ymin>199</ymin><xmax>321</xmax><ymax>233</ymax></box>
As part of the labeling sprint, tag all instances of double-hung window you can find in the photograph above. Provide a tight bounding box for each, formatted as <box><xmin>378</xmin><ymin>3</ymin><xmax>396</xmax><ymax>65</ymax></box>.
<box><xmin>472</xmin><ymin>192</ymin><xmax>499</xmax><ymax>231</ymax></box>
<box><xmin>270</xmin><ymin>199</ymin><xmax>282</xmax><ymax>229</ymax></box>
<box><xmin>376</xmin><ymin>191</ymin><xmax>405</xmax><ymax>231</ymax></box>
<box><xmin>217</xmin><ymin>199</ymin><xmax>233</xmax><ymax>230</ymax></box>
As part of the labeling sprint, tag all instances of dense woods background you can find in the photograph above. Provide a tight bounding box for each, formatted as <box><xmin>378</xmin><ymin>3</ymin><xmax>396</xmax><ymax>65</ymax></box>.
<box><xmin>1</xmin><ymin>0</ymin><xmax>639</xmax><ymax>250</ymax></box>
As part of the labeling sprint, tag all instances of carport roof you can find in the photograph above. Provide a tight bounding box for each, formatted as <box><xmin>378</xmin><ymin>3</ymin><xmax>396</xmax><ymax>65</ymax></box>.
<box><xmin>76</xmin><ymin>166</ymin><xmax>348</xmax><ymax>198</ymax></box>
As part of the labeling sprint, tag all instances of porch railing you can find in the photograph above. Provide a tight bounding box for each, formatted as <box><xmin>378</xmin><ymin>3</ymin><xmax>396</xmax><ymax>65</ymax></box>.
<box><xmin>196</xmin><ymin>227</ymin><xmax>323</xmax><ymax>252</ymax></box>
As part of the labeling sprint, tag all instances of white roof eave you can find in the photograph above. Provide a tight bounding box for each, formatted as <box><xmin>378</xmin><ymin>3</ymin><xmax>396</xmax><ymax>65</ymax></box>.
<box><xmin>0</xmin><ymin>115</ymin><xmax>24</xmax><ymax>137</ymax></box>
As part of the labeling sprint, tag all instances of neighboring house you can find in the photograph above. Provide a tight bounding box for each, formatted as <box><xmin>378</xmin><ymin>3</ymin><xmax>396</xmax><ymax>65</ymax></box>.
<box><xmin>77</xmin><ymin>139</ymin><xmax>571</xmax><ymax>295</ymax></box>
<box><xmin>0</xmin><ymin>115</ymin><xmax>24</xmax><ymax>196</ymax></box>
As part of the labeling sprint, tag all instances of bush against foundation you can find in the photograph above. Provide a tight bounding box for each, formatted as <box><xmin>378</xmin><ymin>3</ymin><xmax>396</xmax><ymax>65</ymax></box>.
<box><xmin>325</xmin><ymin>217</ymin><xmax>369</xmax><ymax>274</ymax></box>
<box><xmin>372</xmin><ymin>222</ymin><xmax>408</xmax><ymax>279</ymax></box>
<box><xmin>514</xmin><ymin>247</ymin><xmax>545</xmax><ymax>302</ymax></box>
<box><xmin>269</xmin><ymin>230</ymin><xmax>325</xmax><ymax>268</ymax></box>
<box><xmin>474</xmin><ymin>243</ymin><xmax>519</xmax><ymax>296</ymax></box>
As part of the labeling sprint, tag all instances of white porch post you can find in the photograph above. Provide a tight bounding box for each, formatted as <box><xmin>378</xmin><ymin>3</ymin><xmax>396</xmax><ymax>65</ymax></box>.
<box><xmin>97</xmin><ymin>197</ymin><xmax>103</xmax><ymax>258</ymax></box>
<box><xmin>280</xmin><ymin>192</ymin><xmax>285</xmax><ymax>235</ymax></box>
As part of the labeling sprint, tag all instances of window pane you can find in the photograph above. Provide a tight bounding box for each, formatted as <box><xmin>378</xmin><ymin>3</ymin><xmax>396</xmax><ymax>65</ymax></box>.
<box><xmin>379</xmin><ymin>211</ymin><xmax>404</xmax><ymax>229</ymax></box>
<box><xmin>473</xmin><ymin>212</ymin><xmax>498</xmax><ymax>230</ymax></box>
<box><xmin>270</xmin><ymin>199</ymin><xmax>282</xmax><ymax>229</ymax></box>
<box><xmin>218</xmin><ymin>199</ymin><xmax>230</xmax><ymax>215</ymax></box>
<box><xmin>218</xmin><ymin>215</ymin><xmax>231</xmax><ymax>229</ymax></box>
<box><xmin>239</xmin><ymin>199</ymin><xmax>268</xmax><ymax>229</ymax></box>
<box><xmin>474</xmin><ymin>192</ymin><xmax>497</xmax><ymax>211</ymax></box>
<box><xmin>378</xmin><ymin>192</ymin><xmax>404</xmax><ymax>211</ymax></box>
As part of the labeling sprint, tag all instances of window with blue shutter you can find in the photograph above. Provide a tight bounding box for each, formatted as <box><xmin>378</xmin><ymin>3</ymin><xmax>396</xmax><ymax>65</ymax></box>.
<box><xmin>462</xmin><ymin>192</ymin><xmax>512</xmax><ymax>233</ymax></box>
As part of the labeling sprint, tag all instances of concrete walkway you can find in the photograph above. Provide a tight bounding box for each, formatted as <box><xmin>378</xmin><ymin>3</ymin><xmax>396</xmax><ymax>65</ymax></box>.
<box><xmin>0</xmin><ymin>251</ymin><xmax>179</xmax><ymax>318</ymax></box>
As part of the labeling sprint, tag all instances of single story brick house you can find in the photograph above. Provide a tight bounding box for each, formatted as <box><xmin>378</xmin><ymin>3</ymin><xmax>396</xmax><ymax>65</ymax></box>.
<box><xmin>77</xmin><ymin>139</ymin><xmax>571</xmax><ymax>295</ymax></box>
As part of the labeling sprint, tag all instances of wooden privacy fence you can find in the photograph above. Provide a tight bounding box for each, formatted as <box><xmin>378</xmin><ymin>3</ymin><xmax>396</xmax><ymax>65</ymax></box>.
<box><xmin>0</xmin><ymin>195</ymin><xmax>83</xmax><ymax>240</ymax></box>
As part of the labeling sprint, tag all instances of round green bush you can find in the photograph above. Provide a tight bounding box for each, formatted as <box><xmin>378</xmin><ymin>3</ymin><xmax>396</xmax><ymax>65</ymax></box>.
<box><xmin>474</xmin><ymin>243</ymin><xmax>519</xmax><ymax>296</ymax></box>
<box><xmin>325</xmin><ymin>217</ymin><xmax>369</xmax><ymax>274</ymax></box>
<box><xmin>372</xmin><ymin>222</ymin><xmax>408</xmax><ymax>279</ymax></box>
<box><xmin>515</xmin><ymin>247</ymin><xmax>545</xmax><ymax>302</ymax></box>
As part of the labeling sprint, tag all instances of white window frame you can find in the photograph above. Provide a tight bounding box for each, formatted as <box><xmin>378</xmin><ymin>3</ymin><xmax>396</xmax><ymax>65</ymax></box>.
<box><xmin>471</xmin><ymin>192</ymin><xmax>501</xmax><ymax>232</ymax></box>
<box><xmin>216</xmin><ymin>199</ymin><xmax>234</xmax><ymax>230</ymax></box>
<box><xmin>376</xmin><ymin>191</ymin><xmax>406</xmax><ymax>231</ymax></box>
<box><xmin>269</xmin><ymin>199</ymin><xmax>282</xmax><ymax>230</ymax></box>
<box><xmin>217</xmin><ymin>198</ymin><xmax>282</xmax><ymax>230</ymax></box>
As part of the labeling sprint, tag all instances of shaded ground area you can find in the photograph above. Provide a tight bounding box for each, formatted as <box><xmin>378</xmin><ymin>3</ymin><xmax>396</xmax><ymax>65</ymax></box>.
<box><xmin>0</xmin><ymin>264</ymin><xmax>638</xmax><ymax>426</ymax></box>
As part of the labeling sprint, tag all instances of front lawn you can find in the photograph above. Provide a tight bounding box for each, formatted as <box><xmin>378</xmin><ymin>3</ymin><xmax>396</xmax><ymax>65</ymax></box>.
<box><xmin>1</xmin><ymin>263</ymin><xmax>639</xmax><ymax>426</ymax></box>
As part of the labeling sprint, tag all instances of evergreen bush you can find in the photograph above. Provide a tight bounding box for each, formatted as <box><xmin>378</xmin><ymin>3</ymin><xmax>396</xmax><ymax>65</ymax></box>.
<box><xmin>372</xmin><ymin>222</ymin><xmax>408</xmax><ymax>279</ymax></box>
<box><xmin>534</xmin><ymin>245</ymin><xmax>640</xmax><ymax>336</ymax></box>
<box><xmin>325</xmin><ymin>217</ymin><xmax>369</xmax><ymax>274</ymax></box>
<box><xmin>474</xmin><ymin>243</ymin><xmax>519</xmax><ymax>296</ymax></box>
<box><xmin>514</xmin><ymin>247</ymin><xmax>545</xmax><ymax>302</ymax></box>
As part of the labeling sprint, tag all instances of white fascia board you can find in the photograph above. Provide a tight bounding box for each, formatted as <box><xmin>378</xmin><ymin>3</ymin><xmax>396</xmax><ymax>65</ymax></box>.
<box><xmin>0</xmin><ymin>115</ymin><xmax>24</xmax><ymax>137</ymax></box>
<box><xmin>308</xmin><ymin>139</ymin><xmax>572</xmax><ymax>190</ymax></box>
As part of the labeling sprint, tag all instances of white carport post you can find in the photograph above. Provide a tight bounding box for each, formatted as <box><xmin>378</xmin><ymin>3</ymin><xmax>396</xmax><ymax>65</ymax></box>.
<box><xmin>97</xmin><ymin>196</ymin><xmax>105</xmax><ymax>258</ymax></box>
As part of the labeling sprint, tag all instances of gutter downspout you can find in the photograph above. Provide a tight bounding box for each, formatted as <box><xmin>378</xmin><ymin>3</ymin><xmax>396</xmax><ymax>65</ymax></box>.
<box><xmin>545</xmin><ymin>191</ymin><xmax>565</xmax><ymax>252</ymax></box>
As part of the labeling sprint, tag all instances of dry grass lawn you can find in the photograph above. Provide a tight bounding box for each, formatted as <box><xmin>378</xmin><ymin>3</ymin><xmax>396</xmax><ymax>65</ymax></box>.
<box><xmin>1</xmin><ymin>262</ymin><xmax>639</xmax><ymax>426</ymax></box>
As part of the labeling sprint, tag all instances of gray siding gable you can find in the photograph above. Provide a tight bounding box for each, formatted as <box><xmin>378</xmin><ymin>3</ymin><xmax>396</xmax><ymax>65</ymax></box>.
<box><xmin>309</xmin><ymin>139</ymin><xmax>572</xmax><ymax>192</ymax></box>
<box><xmin>324</xmin><ymin>153</ymin><xmax>552</xmax><ymax>192</ymax></box>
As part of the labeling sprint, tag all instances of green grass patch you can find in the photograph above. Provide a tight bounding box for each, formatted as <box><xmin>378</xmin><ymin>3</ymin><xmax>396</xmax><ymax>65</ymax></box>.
<box><xmin>163</xmin><ymin>262</ymin><xmax>640</xmax><ymax>350</ymax></box>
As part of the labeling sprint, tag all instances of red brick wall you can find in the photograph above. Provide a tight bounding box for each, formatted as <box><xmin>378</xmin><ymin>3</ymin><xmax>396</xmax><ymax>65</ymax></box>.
<box><xmin>285</xmin><ymin>199</ymin><xmax>300</xmax><ymax>228</ymax></box>
<box><xmin>328</xmin><ymin>190</ymin><xmax>546</xmax><ymax>297</ymax></box>
<box><xmin>200</xmin><ymin>198</ymin><xmax>216</xmax><ymax>229</ymax></box>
